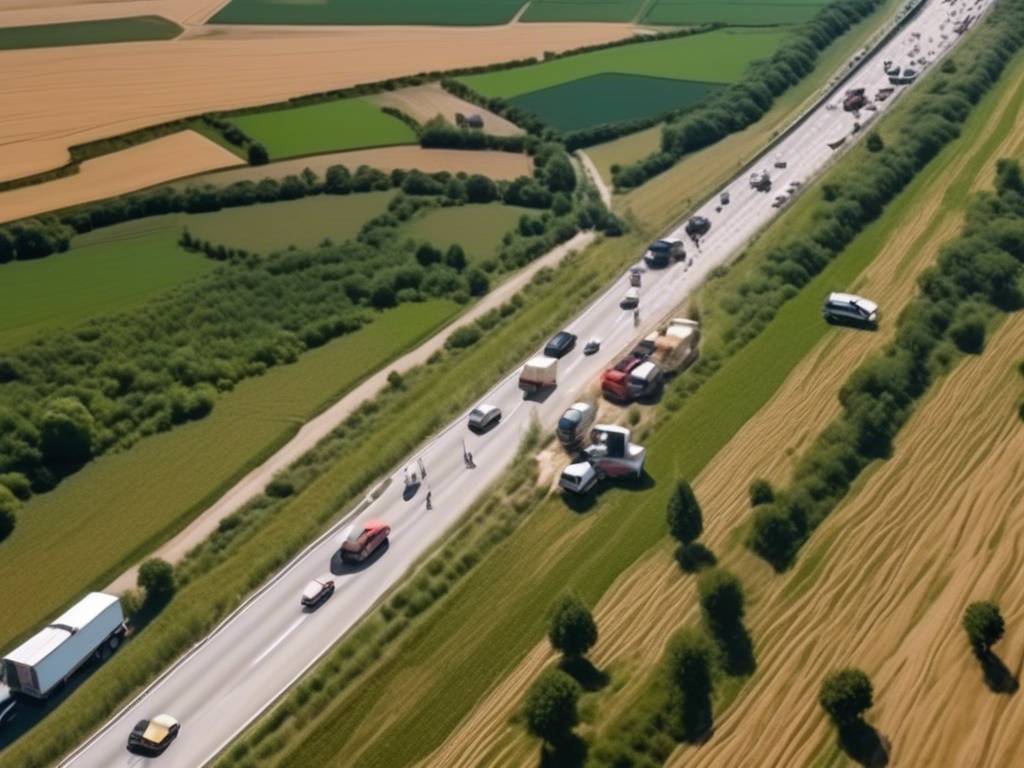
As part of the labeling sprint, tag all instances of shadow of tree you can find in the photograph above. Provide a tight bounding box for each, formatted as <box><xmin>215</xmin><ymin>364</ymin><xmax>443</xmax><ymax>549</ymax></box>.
<box><xmin>980</xmin><ymin>651</ymin><xmax>1019</xmax><ymax>694</ymax></box>
<box><xmin>838</xmin><ymin>719</ymin><xmax>890</xmax><ymax>767</ymax></box>
<box><xmin>559</xmin><ymin>656</ymin><xmax>609</xmax><ymax>692</ymax></box>
<box><xmin>716</xmin><ymin>622</ymin><xmax>756</xmax><ymax>677</ymax></box>
<box><xmin>539</xmin><ymin>732</ymin><xmax>587</xmax><ymax>768</ymax></box>
<box><xmin>676</xmin><ymin>541</ymin><xmax>717</xmax><ymax>573</ymax></box>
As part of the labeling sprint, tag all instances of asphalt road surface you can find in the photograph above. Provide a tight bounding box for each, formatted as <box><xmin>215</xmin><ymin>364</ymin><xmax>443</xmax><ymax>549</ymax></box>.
<box><xmin>61</xmin><ymin>0</ymin><xmax>992</xmax><ymax>764</ymax></box>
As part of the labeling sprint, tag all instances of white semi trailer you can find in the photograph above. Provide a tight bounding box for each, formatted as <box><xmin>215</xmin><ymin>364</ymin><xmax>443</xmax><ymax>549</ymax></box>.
<box><xmin>2</xmin><ymin>592</ymin><xmax>127</xmax><ymax>699</ymax></box>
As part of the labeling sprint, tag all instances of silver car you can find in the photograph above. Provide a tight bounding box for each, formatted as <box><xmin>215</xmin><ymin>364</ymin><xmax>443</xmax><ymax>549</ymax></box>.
<box><xmin>823</xmin><ymin>292</ymin><xmax>879</xmax><ymax>326</ymax></box>
<box><xmin>468</xmin><ymin>404</ymin><xmax>501</xmax><ymax>432</ymax></box>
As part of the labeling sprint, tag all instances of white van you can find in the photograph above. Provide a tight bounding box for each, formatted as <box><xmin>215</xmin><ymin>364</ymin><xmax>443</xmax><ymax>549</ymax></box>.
<box><xmin>559</xmin><ymin>462</ymin><xmax>599</xmax><ymax>494</ymax></box>
<box><xmin>620</xmin><ymin>287</ymin><xmax>640</xmax><ymax>309</ymax></box>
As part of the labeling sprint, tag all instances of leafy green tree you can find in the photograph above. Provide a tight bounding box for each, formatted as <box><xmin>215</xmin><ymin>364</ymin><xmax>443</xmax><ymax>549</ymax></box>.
<box><xmin>0</xmin><ymin>484</ymin><xmax>19</xmax><ymax>542</ymax></box>
<box><xmin>665</xmin><ymin>628</ymin><xmax>714</xmax><ymax>741</ymax></box>
<box><xmin>465</xmin><ymin>174</ymin><xmax>498</xmax><ymax>203</ymax></box>
<box><xmin>666</xmin><ymin>480</ymin><xmax>703</xmax><ymax>544</ymax></box>
<box><xmin>544</xmin><ymin>155</ymin><xmax>577</xmax><ymax>193</ymax></box>
<box><xmin>749</xmin><ymin>478</ymin><xmax>774</xmax><ymax>506</ymax></box>
<box><xmin>324</xmin><ymin>164</ymin><xmax>352</xmax><ymax>194</ymax></box>
<box><xmin>697</xmin><ymin>568</ymin><xmax>744</xmax><ymax>633</ymax></box>
<box><xmin>548</xmin><ymin>594</ymin><xmax>598</xmax><ymax>659</ymax></box>
<box><xmin>138</xmin><ymin>558</ymin><xmax>176</xmax><ymax>604</ymax></box>
<box><xmin>0</xmin><ymin>229</ymin><xmax>13</xmax><ymax>263</ymax></box>
<box><xmin>466</xmin><ymin>268</ymin><xmax>490</xmax><ymax>297</ymax></box>
<box><xmin>248</xmin><ymin>142</ymin><xmax>269</xmax><ymax>166</ymax></box>
<box><xmin>415</xmin><ymin>243</ymin><xmax>442</xmax><ymax>267</ymax></box>
<box><xmin>40</xmin><ymin>397</ymin><xmax>95</xmax><ymax>467</ymax></box>
<box><xmin>819</xmin><ymin>668</ymin><xmax>873</xmax><ymax>727</ymax></box>
<box><xmin>866</xmin><ymin>133</ymin><xmax>884</xmax><ymax>152</ymax></box>
<box><xmin>444</xmin><ymin>244</ymin><xmax>467</xmax><ymax>272</ymax></box>
<box><xmin>963</xmin><ymin>601</ymin><xmax>1005</xmax><ymax>656</ymax></box>
<box><xmin>748</xmin><ymin>505</ymin><xmax>797</xmax><ymax>570</ymax></box>
<box><xmin>523</xmin><ymin>668</ymin><xmax>581</xmax><ymax>745</ymax></box>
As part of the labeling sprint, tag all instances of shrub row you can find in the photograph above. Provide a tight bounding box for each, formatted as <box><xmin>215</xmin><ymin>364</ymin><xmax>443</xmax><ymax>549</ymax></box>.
<box><xmin>749</xmin><ymin>158</ymin><xmax>1024</xmax><ymax>569</ymax></box>
<box><xmin>0</xmin><ymin>217</ymin><xmax>73</xmax><ymax>262</ymax></box>
<box><xmin>612</xmin><ymin>0</ymin><xmax>886</xmax><ymax>189</ymax></box>
<box><xmin>418</xmin><ymin>114</ymin><xmax>533</xmax><ymax>153</ymax></box>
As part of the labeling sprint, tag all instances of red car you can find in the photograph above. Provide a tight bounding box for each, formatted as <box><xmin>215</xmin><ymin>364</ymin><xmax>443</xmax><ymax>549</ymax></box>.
<box><xmin>340</xmin><ymin>521</ymin><xmax>391</xmax><ymax>563</ymax></box>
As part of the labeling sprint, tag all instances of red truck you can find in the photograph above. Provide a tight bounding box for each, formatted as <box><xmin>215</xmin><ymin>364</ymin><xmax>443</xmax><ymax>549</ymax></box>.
<box><xmin>601</xmin><ymin>355</ymin><xmax>645</xmax><ymax>402</ymax></box>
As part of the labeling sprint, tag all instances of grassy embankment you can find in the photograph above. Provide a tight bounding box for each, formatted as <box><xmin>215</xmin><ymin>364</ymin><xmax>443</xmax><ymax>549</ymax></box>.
<box><xmin>229</xmin><ymin>99</ymin><xmax>418</xmax><ymax>161</ymax></box>
<box><xmin>235</xmin><ymin>15</ymin><xmax>1024</xmax><ymax>766</ymax></box>
<box><xmin>0</xmin><ymin>16</ymin><xmax>181</xmax><ymax>50</ymax></box>
<box><xmin>587</xmin><ymin>0</ymin><xmax>902</xmax><ymax>202</ymax></box>
<box><xmin>430</xmin><ymin>44</ymin><xmax>1024</xmax><ymax>768</ymax></box>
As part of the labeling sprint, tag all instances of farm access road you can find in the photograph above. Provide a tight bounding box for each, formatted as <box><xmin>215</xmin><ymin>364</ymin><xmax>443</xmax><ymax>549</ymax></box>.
<box><xmin>64</xmin><ymin>0</ymin><xmax>988</xmax><ymax>764</ymax></box>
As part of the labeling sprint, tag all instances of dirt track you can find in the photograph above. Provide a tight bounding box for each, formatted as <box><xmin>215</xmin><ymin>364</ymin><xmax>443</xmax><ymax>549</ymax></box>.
<box><xmin>0</xmin><ymin>18</ymin><xmax>631</xmax><ymax>182</ymax></box>
<box><xmin>418</xmin><ymin>55</ymin><xmax>1024</xmax><ymax>768</ymax></box>
<box><xmin>0</xmin><ymin>130</ymin><xmax>239</xmax><ymax>223</ymax></box>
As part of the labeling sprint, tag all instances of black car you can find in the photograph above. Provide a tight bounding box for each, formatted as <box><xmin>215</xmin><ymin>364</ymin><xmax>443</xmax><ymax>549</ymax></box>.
<box><xmin>544</xmin><ymin>331</ymin><xmax>577</xmax><ymax>358</ymax></box>
<box><xmin>685</xmin><ymin>216</ymin><xmax>711</xmax><ymax>237</ymax></box>
<box><xmin>127</xmin><ymin>714</ymin><xmax>180</xmax><ymax>755</ymax></box>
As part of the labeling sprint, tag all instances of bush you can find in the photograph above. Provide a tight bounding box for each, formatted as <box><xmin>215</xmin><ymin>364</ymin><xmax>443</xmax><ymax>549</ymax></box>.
<box><xmin>748</xmin><ymin>505</ymin><xmax>797</xmax><ymax>570</ymax></box>
<box><xmin>948</xmin><ymin>303</ymin><xmax>988</xmax><ymax>353</ymax></box>
<box><xmin>963</xmin><ymin>601</ymin><xmax>1005</xmax><ymax>657</ymax></box>
<box><xmin>819</xmin><ymin>668</ymin><xmax>873</xmax><ymax>727</ymax></box>
<box><xmin>445</xmin><ymin>326</ymin><xmax>482</xmax><ymax>350</ymax></box>
<box><xmin>0</xmin><ymin>484</ymin><xmax>19</xmax><ymax>542</ymax></box>
<box><xmin>248</xmin><ymin>142</ymin><xmax>269</xmax><ymax>165</ymax></box>
<box><xmin>137</xmin><ymin>558</ymin><xmax>176</xmax><ymax>605</ymax></box>
<box><xmin>0</xmin><ymin>471</ymin><xmax>31</xmax><ymax>500</ymax></box>
<box><xmin>523</xmin><ymin>667</ymin><xmax>581</xmax><ymax>745</ymax></box>
<box><xmin>666</xmin><ymin>480</ymin><xmax>703</xmax><ymax>545</ymax></box>
<box><xmin>547</xmin><ymin>594</ymin><xmax>598</xmax><ymax>659</ymax></box>
<box><xmin>696</xmin><ymin>568</ymin><xmax>744</xmax><ymax>633</ymax></box>
<box><xmin>866</xmin><ymin>132</ymin><xmax>884</xmax><ymax>152</ymax></box>
<box><xmin>749</xmin><ymin>478</ymin><xmax>774</xmax><ymax>506</ymax></box>
<box><xmin>665</xmin><ymin>628</ymin><xmax>714</xmax><ymax>741</ymax></box>
<box><xmin>40</xmin><ymin>397</ymin><xmax>95</xmax><ymax>468</ymax></box>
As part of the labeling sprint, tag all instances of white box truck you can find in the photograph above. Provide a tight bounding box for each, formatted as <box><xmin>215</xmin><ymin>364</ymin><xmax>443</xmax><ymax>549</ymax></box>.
<box><xmin>518</xmin><ymin>356</ymin><xmax>558</xmax><ymax>395</ymax></box>
<box><xmin>2</xmin><ymin>592</ymin><xmax>126</xmax><ymax>699</ymax></box>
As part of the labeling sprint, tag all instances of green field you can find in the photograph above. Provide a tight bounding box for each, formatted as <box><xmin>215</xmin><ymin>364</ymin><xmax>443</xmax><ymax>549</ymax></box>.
<box><xmin>211</xmin><ymin>0</ymin><xmax>523</xmax><ymax>25</ymax></box>
<box><xmin>520</xmin><ymin>0</ymin><xmax>646</xmax><ymax>22</ymax></box>
<box><xmin>509</xmin><ymin>72</ymin><xmax>719</xmax><ymax>131</ymax></box>
<box><xmin>0</xmin><ymin>235</ymin><xmax>213</xmax><ymax>351</ymax></box>
<box><xmin>75</xmin><ymin>192</ymin><xmax>396</xmax><ymax>254</ymax></box>
<box><xmin>458</xmin><ymin>29</ymin><xmax>786</xmax><ymax>98</ymax></box>
<box><xmin>229</xmin><ymin>99</ymin><xmax>417</xmax><ymax>161</ymax></box>
<box><xmin>0</xmin><ymin>15</ymin><xmax>181</xmax><ymax>50</ymax></box>
<box><xmin>399</xmin><ymin>202</ymin><xmax>534</xmax><ymax>256</ymax></box>
<box><xmin>644</xmin><ymin>0</ymin><xmax>828</xmax><ymax>26</ymax></box>
<box><xmin>0</xmin><ymin>299</ymin><xmax>459</xmax><ymax>653</ymax></box>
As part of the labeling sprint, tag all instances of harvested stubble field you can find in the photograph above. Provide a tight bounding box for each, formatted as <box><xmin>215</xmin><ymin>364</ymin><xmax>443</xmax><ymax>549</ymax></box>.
<box><xmin>0</xmin><ymin>131</ymin><xmax>239</xmax><ymax>225</ymax></box>
<box><xmin>422</xmin><ymin>45</ymin><xmax>1024</xmax><ymax>768</ymax></box>
<box><xmin>0</xmin><ymin>14</ymin><xmax>181</xmax><ymax>50</ymax></box>
<box><xmin>0</xmin><ymin>21</ymin><xmax>630</xmax><ymax>182</ymax></box>
<box><xmin>643</xmin><ymin>0</ymin><xmax>830</xmax><ymax>26</ymax></box>
<box><xmin>186</xmin><ymin>146</ymin><xmax>535</xmax><ymax>187</ymax></box>
<box><xmin>0</xmin><ymin>299</ymin><xmax>459</xmax><ymax>652</ymax></box>
<box><xmin>0</xmin><ymin>234</ymin><xmax>214</xmax><ymax>350</ymax></box>
<box><xmin>370</xmin><ymin>83</ymin><xmax>524</xmax><ymax>137</ymax></box>
<box><xmin>211</xmin><ymin>0</ymin><xmax>526</xmax><ymax>26</ymax></box>
<box><xmin>229</xmin><ymin>98</ymin><xmax>417</xmax><ymax>160</ymax></box>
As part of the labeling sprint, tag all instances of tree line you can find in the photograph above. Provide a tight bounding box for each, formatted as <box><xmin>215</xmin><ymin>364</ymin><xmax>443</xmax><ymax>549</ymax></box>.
<box><xmin>612</xmin><ymin>0</ymin><xmax>886</xmax><ymax>189</ymax></box>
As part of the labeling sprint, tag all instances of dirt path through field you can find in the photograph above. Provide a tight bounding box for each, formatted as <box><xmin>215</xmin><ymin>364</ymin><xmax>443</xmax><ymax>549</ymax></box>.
<box><xmin>0</xmin><ymin>130</ymin><xmax>240</xmax><ymax>223</ymax></box>
<box><xmin>673</xmin><ymin>311</ymin><xmax>1024</xmax><ymax>768</ymax></box>
<box><xmin>106</xmin><ymin>230</ymin><xmax>596</xmax><ymax>594</ymax></box>
<box><xmin>418</xmin><ymin>54</ymin><xmax>1024</xmax><ymax>767</ymax></box>
<box><xmin>0</xmin><ymin>22</ymin><xmax>632</xmax><ymax>182</ymax></box>
<box><xmin>577</xmin><ymin>150</ymin><xmax>612</xmax><ymax>209</ymax></box>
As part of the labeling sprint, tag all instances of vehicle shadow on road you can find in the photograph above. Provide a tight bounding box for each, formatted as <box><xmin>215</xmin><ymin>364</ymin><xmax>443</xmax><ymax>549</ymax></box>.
<box><xmin>524</xmin><ymin>387</ymin><xmax>556</xmax><ymax>404</ymax></box>
<box><xmin>329</xmin><ymin>540</ymin><xmax>389</xmax><ymax>576</ymax></box>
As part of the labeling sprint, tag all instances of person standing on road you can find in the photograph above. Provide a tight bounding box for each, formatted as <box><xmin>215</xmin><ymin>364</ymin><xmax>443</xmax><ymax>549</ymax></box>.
<box><xmin>633</xmin><ymin>308</ymin><xmax>640</xmax><ymax>327</ymax></box>
<box><xmin>418</xmin><ymin>457</ymin><xmax>426</xmax><ymax>479</ymax></box>
<box><xmin>426</xmin><ymin>489</ymin><xmax>433</xmax><ymax>510</ymax></box>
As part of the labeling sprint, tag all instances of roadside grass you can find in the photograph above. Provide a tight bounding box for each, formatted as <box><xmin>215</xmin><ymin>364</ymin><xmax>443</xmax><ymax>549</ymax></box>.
<box><xmin>457</xmin><ymin>28</ymin><xmax>787</xmax><ymax>98</ymax></box>
<box><xmin>211</xmin><ymin>0</ymin><xmax>524</xmax><ymax>25</ymax></box>
<box><xmin>230</xmin><ymin>99</ymin><xmax>418</xmax><ymax>161</ymax></box>
<box><xmin>398</xmin><ymin>202</ymin><xmax>535</xmax><ymax>257</ymax></box>
<box><xmin>0</xmin><ymin>229</ymin><xmax>643</xmax><ymax>768</ymax></box>
<box><xmin>521</xmin><ymin>0</ymin><xmax>646</xmax><ymax>22</ymax></box>
<box><xmin>508</xmin><ymin>73</ymin><xmax>721</xmax><ymax>132</ymax></box>
<box><xmin>644</xmin><ymin>0</ymin><xmax>828</xmax><ymax>26</ymax></box>
<box><xmin>266</xmin><ymin>174</ymin><xmax>894</xmax><ymax>768</ymax></box>
<box><xmin>620</xmin><ymin>0</ymin><xmax>902</xmax><ymax>226</ymax></box>
<box><xmin>74</xmin><ymin>191</ymin><xmax>397</xmax><ymax>254</ymax></box>
<box><xmin>588</xmin><ymin>123</ymin><xmax>663</xmax><ymax>184</ymax></box>
<box><xmin>0</xmin><ymin>234</ymin><xmax>213</xmax><ymax>351</ymax></box>
<box><xmin>0</xmin><ymin>300</ymin><xmax>458</xmax><ymax>654</ymax></box>
<box><xmin>0</xmin><ymin>15</ymin><xmax>181</xmax><ymax>50</ymax></box>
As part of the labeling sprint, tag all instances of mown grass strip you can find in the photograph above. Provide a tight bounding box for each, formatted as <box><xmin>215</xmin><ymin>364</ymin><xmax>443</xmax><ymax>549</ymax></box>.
<box><xmin>0</xmin><ymin>16</ymin><xmax>181</xmax><ymax>51</ymax></box>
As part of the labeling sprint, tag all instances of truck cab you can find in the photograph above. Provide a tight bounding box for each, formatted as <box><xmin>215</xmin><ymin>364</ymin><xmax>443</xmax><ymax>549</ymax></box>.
<box><xmin>557</xmin><ymin>402</ymin><xmax>597</xmax><ymax>452</ymax></box>
<box><xmin>643</xmin><ymin>239</ymin><xmax>684</xmax><ymax>269</ymax></box>
<box><xmin>601</xmin><ymin>355</ymin><xmax>645</xmax><ymax>402</ymax></box>
<box><xmin>627</xmin><ymin>360</ymin><xmax>664</xmax><ymax>400</ymax></box>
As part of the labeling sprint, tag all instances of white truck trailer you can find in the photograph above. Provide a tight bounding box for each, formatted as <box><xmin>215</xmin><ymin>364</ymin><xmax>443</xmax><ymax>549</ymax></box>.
<box><xmin>518</xmin><ymin>356</ymin><xmax>558</xmax><ymax>395</ymax></box>
<box><xmin>2</xmin><ymin>592</ymin><xmax>126</xmax><ymax>699</ymax></box>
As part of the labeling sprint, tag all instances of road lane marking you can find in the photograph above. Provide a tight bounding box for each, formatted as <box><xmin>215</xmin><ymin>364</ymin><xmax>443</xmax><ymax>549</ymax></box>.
<box><xmin>250</xmin><ymin>616</ymin><xmax>306</xmax><ymax>668</ymax></box>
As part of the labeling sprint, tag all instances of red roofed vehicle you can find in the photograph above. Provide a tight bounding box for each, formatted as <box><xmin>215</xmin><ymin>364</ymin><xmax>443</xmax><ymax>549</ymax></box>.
<box><xmin>340</xmin><ymin>521</ymin><xmax>390</xmax><ymax>564</ymax></box>
<box><xmin>601</xmin><ymin>355</ymin><xmax>645</xmax><ymax>402</ymax></box>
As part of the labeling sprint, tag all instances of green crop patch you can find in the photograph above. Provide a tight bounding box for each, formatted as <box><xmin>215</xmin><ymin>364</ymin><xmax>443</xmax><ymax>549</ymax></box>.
<box><xmin>0</xmin><ymin>234</ymin><xmax>213</xmax><ymax>351</ymax></box>
<box><xmin>399</xmin><ymin>202</ymin><xmax>536</xmax><ymax>257</ymax></box>
<box><xmin>508</xmin><ymin>73</ymin><xmax>720</xmax><ymax>131</ymax></box>
<box><xmin>0</xmin><ymin>15</ymin><xmax>181</xmax><ymax>50</ymax></box>
<box><xmin>229</xmin><ymin>99</ymin><xmax>417</xmax><ymax>161</ymax></box>
<box><xmin>521</xmin><ymin>0</ymin><xmax>646</xmax><ymax>22</ymax></box>
<box><xmin>644</xmin><ymin>0</ymin><xmax>828</xmax><ymax>26</ymax></box>
<box><xmin>458</xmin><ymin>28</ymin><xmax>787</xmax><ymax>98</ymax></box>
<box><xmin>211</xmin><ymin>0</ymin><xmax>524</xmax><ymax>25</ymax></box>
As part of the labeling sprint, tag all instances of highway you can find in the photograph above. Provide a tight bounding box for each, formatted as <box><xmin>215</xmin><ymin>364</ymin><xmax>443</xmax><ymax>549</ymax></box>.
<box><xmin>60</xmin><ymin>0</ymin><xmax>992</xmax><ymax>764</ymax></box>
